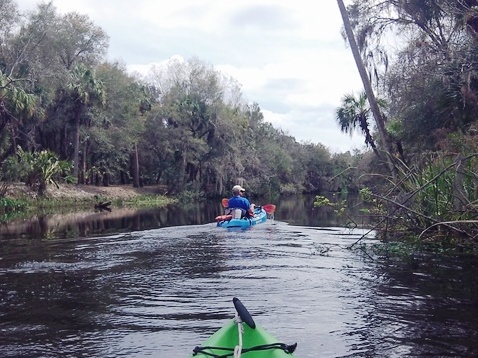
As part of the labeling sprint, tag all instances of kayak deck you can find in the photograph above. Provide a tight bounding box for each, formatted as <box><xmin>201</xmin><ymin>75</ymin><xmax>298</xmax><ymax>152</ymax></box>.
<box><xmin>190</xmin><ymin>298</ymin><xmax>297</xmax><ymax>357</ymax></box>
<box><xmin>192</xmin><ymin>320</ymin><xmax>297</xmax><ymax>357</ymax></box>
<box><xmin>216</xmin><ymin>208</ymin><xmax>268</xmax><ymax>228</ymax></box>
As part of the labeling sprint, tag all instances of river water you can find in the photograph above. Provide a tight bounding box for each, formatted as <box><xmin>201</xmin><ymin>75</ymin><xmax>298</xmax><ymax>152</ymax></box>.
<box><xmin>0</xmin><ymin>195</ymin><xmax>477</xmax><ymax>357</ymax></box>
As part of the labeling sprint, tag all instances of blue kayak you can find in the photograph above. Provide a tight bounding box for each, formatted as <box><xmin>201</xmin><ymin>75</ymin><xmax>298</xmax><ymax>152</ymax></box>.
<box><xmin>216</xmin><ymin>207</ymin><xmax>267</xmax><ymax>228</ymax></box>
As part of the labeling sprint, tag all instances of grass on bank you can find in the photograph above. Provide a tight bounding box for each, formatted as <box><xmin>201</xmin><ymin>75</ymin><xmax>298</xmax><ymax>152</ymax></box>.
<box><xmin>0</xmin><ymin>188</ymin><xmax>176</xmax><ymax>224</ymax></box>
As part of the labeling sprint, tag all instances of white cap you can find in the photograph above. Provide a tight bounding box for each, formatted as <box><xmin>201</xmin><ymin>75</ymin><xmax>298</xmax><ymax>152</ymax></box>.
<box><xmin>232</xmin><ymin>185</ymin><xmax>245</xmax><ymax>193</ymax></box>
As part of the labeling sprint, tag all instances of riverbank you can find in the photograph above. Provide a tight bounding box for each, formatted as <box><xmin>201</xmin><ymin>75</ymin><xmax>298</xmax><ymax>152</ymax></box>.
<box><xmin>1</xmin><ymin>183</ymin><xmax>175</xmax><ymax>224</ymax></box>
<box><xmin>3</xmin><ymin>183</ymin><xmax>170</xmax><ymax>201</ymax></box>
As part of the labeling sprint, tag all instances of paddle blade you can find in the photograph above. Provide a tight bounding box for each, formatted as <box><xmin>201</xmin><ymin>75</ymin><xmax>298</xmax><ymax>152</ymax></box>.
<box><xmin>262</xmin><ymin>204</ymin><xmax>276</xmax><ymax>214</ymax></box>
<box><xmin>221</xmin><ymin>198</ymin><xmax>229</xmax><ymax>208</ymax></box>
<box><xmin>233</xmin><ymin>297</ymin><xmax>256</xmax><ymax>329</ymax></box>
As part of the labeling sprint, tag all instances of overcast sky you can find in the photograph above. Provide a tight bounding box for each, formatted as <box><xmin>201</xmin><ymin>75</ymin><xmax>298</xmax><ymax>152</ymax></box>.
<box><xmin>16</xmin><ymin>0</ymin><xmax>366</xmax><ymax>153</ymax></box>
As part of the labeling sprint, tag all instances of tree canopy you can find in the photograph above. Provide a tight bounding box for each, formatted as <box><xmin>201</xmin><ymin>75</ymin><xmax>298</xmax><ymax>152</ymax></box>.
<box><xmin>0</xmin><ymin>0</ymin><xmax>353</xmax><ymax>198</ymax></box>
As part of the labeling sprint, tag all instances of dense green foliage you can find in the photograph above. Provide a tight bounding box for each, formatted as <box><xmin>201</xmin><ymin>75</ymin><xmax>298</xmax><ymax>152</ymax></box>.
<box><xmin>0</xmin><ymin>0</ymin><xmax>354</xmax><ymax>200</ymax></box>
<box><xmin>331</xmin><ymin>0</ymin><xmax>478</xmax><ymax>242</ymax></box>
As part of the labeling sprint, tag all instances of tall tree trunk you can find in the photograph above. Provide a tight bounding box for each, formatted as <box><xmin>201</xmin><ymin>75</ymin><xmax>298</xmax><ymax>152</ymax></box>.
<box><xmin>10</xmin><ymin>125</ymin><xmax>17</xmax><ymax>155</ymax></box>
<box><xmin>336</xmin><ymin>0</ymin><xmax>398</xmax><ymax>181</ymax></box>
<box><xmin>132</xmin><ymin>142</ymin><xmax>140</xmax><ymax>188</ymax></box>
<box><xmin>179</xmin><ymin>146</ymin><xmax>187</xmax><ymax>190</ymax></box>
<box><xmin>81</xmin><ymin>139</ymin><xmax>88</xmax><ymax>185</ymax></box>
<box><xmin>72</xmin><ymin>116</ymin><xmax>80</xmax><ymax>183</ymax></box>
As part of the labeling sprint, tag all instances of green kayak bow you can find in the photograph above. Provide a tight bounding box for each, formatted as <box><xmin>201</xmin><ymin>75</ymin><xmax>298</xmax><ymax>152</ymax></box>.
<box><xmin>191</xmin><ymin>298</ymin><xmax>297</xmax><ymax>357</ymax></box>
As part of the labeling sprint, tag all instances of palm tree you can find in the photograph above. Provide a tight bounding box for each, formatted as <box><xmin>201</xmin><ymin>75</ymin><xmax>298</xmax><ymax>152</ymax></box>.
<box><xmin>0</xmin><ymin>71</ymin><xmax>40</xmax><ymax>160</ymax></box>
<box><xmin>66</xmin><ymin>64</ymin><xmax>105</xmax><ymax>182</ymax></box>
<box><xmin>336</xmin><ymin>0</ymin><xmax>397</xmax><ymax>180</ymax></box>
<box><xmin>336</xmin><ymin>91</ymin><xmax>382</xmax><ymax>158</ymax></box>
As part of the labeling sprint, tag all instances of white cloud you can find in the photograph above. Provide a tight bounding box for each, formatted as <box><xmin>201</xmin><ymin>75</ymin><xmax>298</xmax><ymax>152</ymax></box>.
<box><xmin>15</xmin><ymin>0</ymin><xmax>366</xmax><ymax>152</ymax></box>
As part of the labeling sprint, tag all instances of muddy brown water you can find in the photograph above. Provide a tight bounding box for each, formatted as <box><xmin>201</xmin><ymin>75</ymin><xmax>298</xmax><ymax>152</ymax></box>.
<box><xmin>0</xmin><ymin>195</ymin><xmax>477</xmax><ymax>357</ymax></box>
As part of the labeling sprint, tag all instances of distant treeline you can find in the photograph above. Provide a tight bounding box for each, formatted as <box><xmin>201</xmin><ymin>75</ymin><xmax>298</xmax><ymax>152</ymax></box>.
<box><xmin>0</xmin><ymin>0</ymin><xmax>362</xmax><ymax>198</ymax></box>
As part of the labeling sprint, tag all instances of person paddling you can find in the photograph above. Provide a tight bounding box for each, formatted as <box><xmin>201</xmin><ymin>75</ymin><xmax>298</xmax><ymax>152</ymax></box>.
<box><xmin>227</xmin><ymin>185</ymin><xmax>254</xmax><ymax>218</ymax></box>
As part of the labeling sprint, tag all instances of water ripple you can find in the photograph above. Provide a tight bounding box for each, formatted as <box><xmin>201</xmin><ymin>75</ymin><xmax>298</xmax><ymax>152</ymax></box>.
<box><xmin>1</xmin><ymin>223</ymin><xmax>477</xmax><ymax>357</ymax></box>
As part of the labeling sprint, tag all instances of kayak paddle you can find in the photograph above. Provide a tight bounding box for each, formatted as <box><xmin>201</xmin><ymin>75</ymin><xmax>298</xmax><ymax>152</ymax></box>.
<box><xmin>221</xmin><ymin>198</ymin><xmax>229</xmax><ymax>208</ymax></box>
